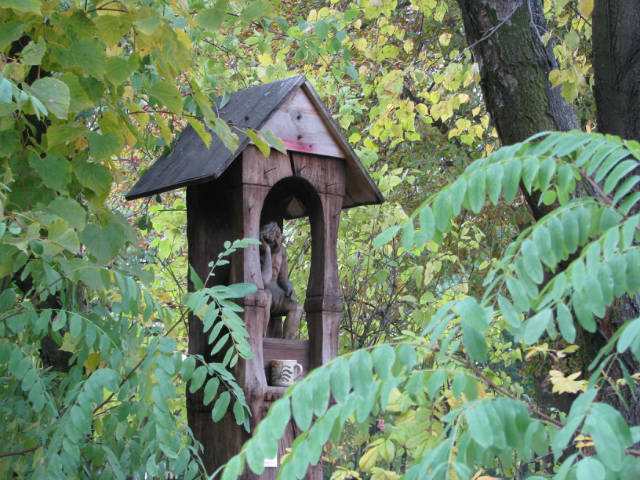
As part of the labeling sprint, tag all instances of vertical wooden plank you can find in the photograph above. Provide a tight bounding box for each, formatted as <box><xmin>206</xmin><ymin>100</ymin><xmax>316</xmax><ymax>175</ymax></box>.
<box><xmin>186</xmin><ymin>175</ymin><xmax>243</xmax><ymax>475</ymax></box>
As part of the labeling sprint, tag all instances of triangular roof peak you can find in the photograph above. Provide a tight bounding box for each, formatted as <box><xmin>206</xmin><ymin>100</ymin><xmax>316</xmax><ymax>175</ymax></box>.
<box><xmin>125</xmin><ymin>75</ymin><xmax>383</xmax><ymax>208</ymax></box>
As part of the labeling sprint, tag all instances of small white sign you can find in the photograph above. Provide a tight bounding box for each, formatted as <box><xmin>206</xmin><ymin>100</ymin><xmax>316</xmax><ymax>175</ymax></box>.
<box><xmin>264</xmin><ymin>456</ymin><xmax>278</xmax><ymax>468</ymax></box>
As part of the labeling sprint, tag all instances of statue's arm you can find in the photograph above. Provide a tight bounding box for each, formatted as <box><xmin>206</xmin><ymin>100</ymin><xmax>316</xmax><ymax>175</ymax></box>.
<box><xmin>261</xmin><ymin>245</ymin><xmax>272</xmax><ymax>286</ymax></box>
<box><xmin>277</xmin><ymin>247</ymin><xmax>295</xmax><ymax>299</ymax></box>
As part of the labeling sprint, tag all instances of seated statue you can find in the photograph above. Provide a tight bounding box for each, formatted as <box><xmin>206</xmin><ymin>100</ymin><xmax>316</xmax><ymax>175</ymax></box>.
<box><xmin>259</xmin><ymin>222</ymin><xmax>302</xmax><ymax>339</ymax></box>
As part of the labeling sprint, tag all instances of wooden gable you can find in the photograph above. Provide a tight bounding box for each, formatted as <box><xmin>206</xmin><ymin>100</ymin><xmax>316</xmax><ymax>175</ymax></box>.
<box><xmin>125</xmin><ymin>76</ymin><xmax>383</xmax><ymax>209</ymax></box>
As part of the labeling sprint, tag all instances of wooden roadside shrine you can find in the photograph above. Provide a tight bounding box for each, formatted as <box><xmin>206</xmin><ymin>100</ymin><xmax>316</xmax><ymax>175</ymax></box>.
<box><xmin>126</xmin><ymin>75</ymin><xmax>383</xmax><ymax>478</ymax></box>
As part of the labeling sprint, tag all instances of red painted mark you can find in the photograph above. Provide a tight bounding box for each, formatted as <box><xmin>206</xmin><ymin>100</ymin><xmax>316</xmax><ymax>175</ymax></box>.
<box><xmin>281</xmin><ymin>138</ymin><xmax>316</xmax><ymax>153</ymax></box>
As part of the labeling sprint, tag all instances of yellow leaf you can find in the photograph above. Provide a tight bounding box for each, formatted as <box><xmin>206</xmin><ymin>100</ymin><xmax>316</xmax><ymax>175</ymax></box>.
<box><xmin>549</xmin><ymin>369</ymin><xmax>588</xmax><ymax>394</ymax></box>
<box><xmin>578</xmin><ymin>0</ymin><xmax>593</xmax><ymax>17</ymax></box>
<box><xmin>258</xmin><ymin>52</ymin><xmax>272</xmax><ymax>66</ymax></box>
<box><xmin>358</xmin><ymin>445</ymin><xmax>379</xmax><ymax>472</ymax></box>
<box><xmin>175</xmin><ymin>29</ymin><xmax>192</xmax><ymax>51</ymax></box>
<box><xmin>403</xmin><ymin>39</ymin><xmax>414</xmax><ymax>53</ymax></box>
<box><xmin>60</xmin><ymin>333</ymin><xmax>79</xmax><ymax>353</ymax></box>
<box><xmin>354</xmin><ymin>38</ymin><xmax>368</xmax><ymax>51</ymax></box>
<box><xmin>439</xmin><ymin>33</ymin><xmax>451</xmax><ymax>46</ymax></box>
<box><xmin>157</xmin><ymin>117</ymin><xmax>172</xmax><ymax>144</ymax></box>
<box><xmin>416</xmin><ymin>103</ymin><xmax>429</xmax><ymax>116</ymax></box>
<box><xmin>84</xmin><ymin>352</ymin><xmax>101</xmax><ymax>372</ymax></box>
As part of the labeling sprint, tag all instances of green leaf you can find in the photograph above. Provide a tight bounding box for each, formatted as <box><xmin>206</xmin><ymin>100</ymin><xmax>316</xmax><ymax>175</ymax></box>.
<box><xmin>134</xmin><ymin>14</ymin><xmax>162</xmax><ymax>35</ymax></box>
<box><xmin>486</xmin><ymin>162</ymin><xmax>504</xmax><ymax>204</ymax></box>
<box><xmin>556</xmin><ymin>302</ymin><xmax>576</xmax><ymax>343</ymax></box>
<box><xmin>292</xmin><ymin>380</ymin><xmax>314</xmax><ymax>431</ymax></box>
<box><xmin>401</xmin><ymin>221</ymin><xmax>414</xmax><ymax>251</ymax></box>
<box><xmin>498</xmin><ymin>295</ymin><xmax>521</xmax><ymax>328</ymax></box>
<box><xmin>21</xmin><ymin>39</ymin><xmax>46</xmax><ymax>66</ymax></box>
<box><xmin>212</xmin><ymin>391</ymin><xmax>231</xmax><ymax>421</ymax></box>
<box><xmin>604</xmin><ymin>159</ymin><xmax>638</xmax><ymax>194</ymax></box>
<box><xmin>506</xmin><ymin>276</ymin><xmax>530</xmax><ymax>312</ymax></box>
<box><xmin>573</xmin><ymin>290</ymin><xmax>596</xmax><ymax>332</ymax></box>
<box><xmin>54</xmin><ymin>40</ymin><xmax>106</xmax><ymax>79</ymax></box>
<box><xmin>269</xmin><ymin>397</ymin><xmax>291</xmax><ymax>438</ymax></box>
<box><xmin>502</xmin><ymin>158</ymin><xmax>522</xmax><ymax>203</ymax></box>
<box><xmin>315</xmin><ymin>20</ymin><xmax>329</xmax><ymax>40</ymax></box>
<box><xmin>105</xmin><ymin>57</ymin><xmax>135</xmax><ymax>86</ymax></box>
<box><xmin>456</xmin><ymin>296</ymin><xmax>489</xmax><ymax>332</ymax></box>
<box><xmin>210</xmin><ymin>117</ymin><xmax>239</xmax><ymax>153</ymax></box>
<box><xmin>49</xmin><ymin>219</ymin><xmax>80</xmax><ymax>253</ymax></box>
<box><xmin>462</xmin><ymin>322</ymin><xmax>487</xmax><ymax>362</ymax></box>
<box><xmin>4</xmin><ymin>0</ymin><xmax>40</xmax><ymax>13</ymax></box>
<box><xmin>466</xmin><ymin>169</ymin><xmax>486</xmax><ymax>213</ymax></box>
<box><xmin>311</xmin><ymin>368</ymin><xmax>330</xmax><ymax>417</ymax></box>
<box><xmin>72</xmin><ymin>157</ymin><xmax>112</xmax><ymax>200</ymax></box>
<box><xmin>0</xmin><ymin>22</ymin><xmax>25</xmax><ymax>51</ymax></box>
<box><xmin>465</xmin><ymin>402</ymin><xmax>493</xmax><ymax>448</ymax></box>
<box><xmin>150</xmin><ymin>80</ymin><xmax>183</xmax><ymax>114</ymax></box>
<box><xmin>263</xmin><ymin>129</ymin><xmax>286</xmax><ymax>154</ymax></box>
<box><xmin>575</xmin><ymin>457</ymin><xmax>605</xmax><ymax>480</ymax></box>
<box><xmin>426</xmin><ymin>370</ymin><xmax>446</xmax><ymax>399</ymax></box>
<box><xmin>433</xmin><ymin>191</ymin><xmax>452</xmax><ymax>233</ymax></box>
<box><xmin>245</xmin><ymin>129</ymin><xmax>270</xmax><ymax>158</ymax></box>
<box><xmin>372</xmin><ymin>344</ymin><xmax>395</xmax><ymax>381</ymax></box>
<box><xmin>329</xmin><ymin>357</ymin><xmax>350</xmax><ymax>403</ymax></box>
<box><xmin>79</xmin><ymin>222</ymin><xmax>125</xmax><ymax>265</ymax></box>
<box><xmin>586</xmin><ymin>416</ymin><xmax>624</xmax><ymax>471</ymax></box>
<box><xmin>523</xmin><ymin>309</ymin><xmax>551</xmax><ymax>344</ymax></box>
<box><xmin>617</xmin><ymin>317</ymin><xmax>640</xmax><ymax>354</ymax></box>
<box><xmin>521</xmin><ymin>239</ymin><xmax>543</xmax><ymax>284</ymax></box>
<box><xmin>86</xmin><ymin>131</ymin><xmax>122</xmax><ymax>161</ymax></box>
<box><xmin>240</xmin><ymin>0</ymin><xmax>272</xmax><ymax>23</ymax></box>
<box><xmin>349</xmin><ymin>350</ymin><xmax>372</xmax><ymax>398</ymax></box>
<box><xmin>373</xmin><ymin>226</ymin><xmax>400</xmax><ymax>248</ymax></box>
<box><xmin>28</xmin><ymin>152</ymin><xmax>71</xmax><ymax>192</ymax></box>
<box><xmin>245</xmin><ymin>438</ymin><xmax>265</xmax><ymax>474</ymax></box>
<box><xmin>221</xmin><ymin>454</ymin><xmax>243</xmax><ymax>480</ymax></box>
<box><xmin>203</xmin><ymin>377</ymin><xmax>220</xmax><ymax>406</ymax></box>
<box><xmin>418</xmin><ymin>205</ymin><xmax>435</xmax><ymax>241</ymax></box>
<box><xmin>195</xmin><ymin>0</ymin><xmax>229</xmax><ymax>31</ymax></box>
<box><xmin>30</xmin><ymin>77</ymin><xmax>70</xmax><ymax>120</ymax></box>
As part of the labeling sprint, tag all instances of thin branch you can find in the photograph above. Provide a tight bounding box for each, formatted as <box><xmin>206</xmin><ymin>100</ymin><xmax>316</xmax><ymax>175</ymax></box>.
<box><xmin>0</xmin><ymin>446</ymin><xmax>39</xmax><ymax>459</ymax></box>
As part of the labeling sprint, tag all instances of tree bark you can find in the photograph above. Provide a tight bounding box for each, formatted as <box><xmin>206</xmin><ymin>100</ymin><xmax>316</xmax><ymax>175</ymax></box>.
<box><xmin>593</xmin><ymin>0</ymin><xmax>640</xmax><ymax>141</ymax></box>
<box><xmin>456</xmin><ymin>0</ymin><xmax>578</xmax><ymax>219</ymax></box>
<box><xmin>456</xmin><ymin>0</ymin><xmax>640</xmax><ymax>423</ymax></box>
<box><xmin>592</xmin><ymin>0</ymin><xmax>640</xmax><ymax>425</ymax></box>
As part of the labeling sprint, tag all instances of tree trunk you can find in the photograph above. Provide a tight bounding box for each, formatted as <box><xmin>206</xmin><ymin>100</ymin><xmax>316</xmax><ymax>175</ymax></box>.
<box><xmin>593</xmin><ymin>0</ymin><xmax>640</xmax><ymax>141</ymax></box>
<box><xmin>456</xmin><ymin>0</ymin><xmax>640</xmax><ymax>423</ymax></box>
<box><xmin>592</xmin><ymin>0</ymin><xmax>640</xmax><ymax>425</ymax></box>
<box><xmin>456</xmin><ymin>0</ymin><xmax>578</xmax><ymax>219</ymax></box>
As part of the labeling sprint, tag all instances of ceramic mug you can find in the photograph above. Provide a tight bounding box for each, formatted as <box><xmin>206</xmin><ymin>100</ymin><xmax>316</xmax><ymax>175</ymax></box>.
<box><xmin>270</xmin><ymin>359</ymin><xmax>303</xmax><ymax>386</ymax></box>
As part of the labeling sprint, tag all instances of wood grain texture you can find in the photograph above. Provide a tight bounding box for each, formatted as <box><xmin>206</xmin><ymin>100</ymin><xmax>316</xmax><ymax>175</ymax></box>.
<box><xmin>181</xmin><ymin>108</ymin><xmax>356</xmax><ymax>479</ymax></box>
<box><xmin>261</xmin><ymin>88</ymin><xmax>343</xmax><ymax>158</ymax></box>
<box><xmin>125</xmin><ymin>76</ymin><xmax>383</xmax><ymax>209</ymax></box>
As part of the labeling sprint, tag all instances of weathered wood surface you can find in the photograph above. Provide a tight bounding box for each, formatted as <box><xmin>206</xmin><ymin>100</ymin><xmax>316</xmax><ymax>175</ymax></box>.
<box><xmin>261</xmin><ymin>88</ymin><xmax>343</xmax><ymax>158</ymax></box>
<box><xmin>144</xmin><ymin>78</ymin><xmax>375</xmax><ymax>479</ymax></box>
<box><xmin>125</xmin><ymin>76</ymin><xmax>383</xmax><ymax>209</ymax></box>
<box><xmin>125</xmin><ymin>76</ymin><xmax>306</xmax><ymax>200</ymax></box>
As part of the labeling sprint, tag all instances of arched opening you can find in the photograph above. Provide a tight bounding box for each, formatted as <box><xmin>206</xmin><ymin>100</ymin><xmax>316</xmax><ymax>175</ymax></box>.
<box><xmin>259</xmin><ymin>176</ymin><xmax>324</xmax><ymax>339</ymax></box>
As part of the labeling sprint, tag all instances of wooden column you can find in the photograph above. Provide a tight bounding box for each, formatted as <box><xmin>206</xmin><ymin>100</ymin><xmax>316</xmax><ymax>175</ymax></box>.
<box><xmin>186</xmin><ymin>176</ymin><xmax>241</xmax><ymax>474</ymax></box>
<box><xmin>305</xmin><ymin>191</ymin><xmax>344</xmax><ymax>368</ymax></box>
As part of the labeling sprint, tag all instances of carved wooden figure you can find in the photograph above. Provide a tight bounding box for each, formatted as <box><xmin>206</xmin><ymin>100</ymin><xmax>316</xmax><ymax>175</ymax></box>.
<box><xmin>126</xmin><ymin>76</ymin><xmax>383</xmax><ymax>479</ymax></box>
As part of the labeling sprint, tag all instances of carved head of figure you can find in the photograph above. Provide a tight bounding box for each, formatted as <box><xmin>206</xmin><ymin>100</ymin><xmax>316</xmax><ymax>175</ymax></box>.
<box><xmin>260</xmin><ymin>222</ymin><xmax>283</xmax><ymax>250</ymax></box>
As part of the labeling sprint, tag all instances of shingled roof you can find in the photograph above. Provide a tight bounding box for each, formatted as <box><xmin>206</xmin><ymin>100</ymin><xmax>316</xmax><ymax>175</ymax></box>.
<box><xmin>125</xmin><ymin>75</ymin><xmax>383</xmax><ymax>208</ymax></box>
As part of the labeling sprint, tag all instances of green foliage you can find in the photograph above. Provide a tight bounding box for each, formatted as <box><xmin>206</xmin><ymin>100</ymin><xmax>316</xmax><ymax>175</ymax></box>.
<box><xmin>223</xmin><ymin>131</ymin><xmax>640</xmax><ymax>480</ymax></box>
<box><xmin>0</xmin><ymin>0</ymin><xmax>264</xmax><ymax>477</ymax></box>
